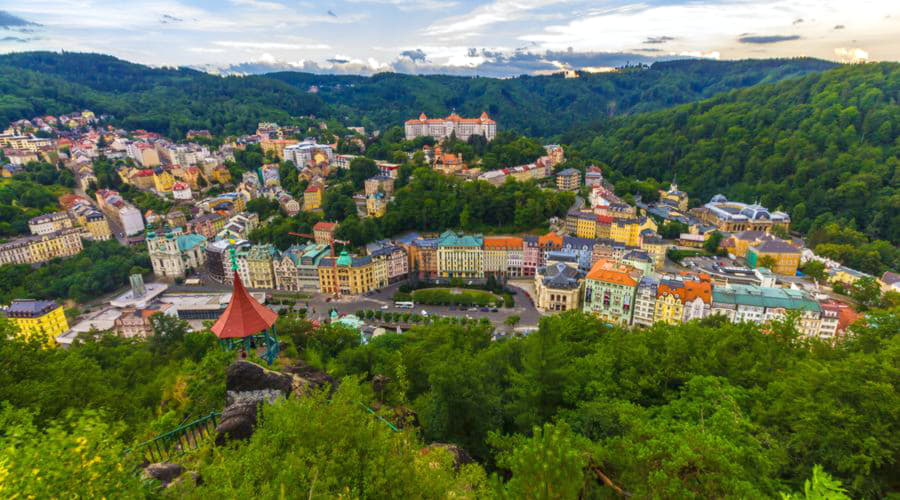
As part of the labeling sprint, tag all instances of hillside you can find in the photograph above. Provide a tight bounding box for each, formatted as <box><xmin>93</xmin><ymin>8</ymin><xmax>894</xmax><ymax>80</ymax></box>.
<box><xmin>2</xmin><ymin>308</ymin><xmax>898</xmax><ymax>498</ymax></box>
<box><xmin>268</xmin><ymin>58</ymin><xmax>837</xmax><ymax>136</ymax></box>
<box><xmin>569</xmin><ymin>62</ymin><xmax>900</xmax><ymax>253</ymax></box>
<box><xmin>0</xmin><ymin>52</ymin><xmax>325</xmax><ymax>137</ymax></box>
<box><xmin>0</xmin><ymin>52</ymin><xmax>835</xmax><ymax>138</ymax></box>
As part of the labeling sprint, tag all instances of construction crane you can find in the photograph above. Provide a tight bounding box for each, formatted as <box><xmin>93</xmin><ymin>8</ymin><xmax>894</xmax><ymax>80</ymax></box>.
<box><xmin>288</xmin><ymin>232</ymin><xmax>350</xmax><ymax>297</ymax></box>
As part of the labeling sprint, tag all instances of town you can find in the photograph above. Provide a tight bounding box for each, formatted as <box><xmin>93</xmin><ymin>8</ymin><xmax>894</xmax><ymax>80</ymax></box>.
<box><xmin>2</xmin><ymin>109</ymin><xmax>894</xmax><ymax>348</ymax></box>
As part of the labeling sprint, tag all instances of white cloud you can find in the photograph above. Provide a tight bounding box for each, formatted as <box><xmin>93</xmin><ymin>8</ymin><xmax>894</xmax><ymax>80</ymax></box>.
<box><xmin>188</xmin><ymin>47</ymin><xmax>226</xmax><ymax>53</ymax></box>
<box><xmin>213</xmin><ymin>41</ymin><xmax>331</xmax><ymax>50</ymax></box>
<box><xmin>423</xmin><ymin>0</ymin><xmax>570</xmax><ymax>37</ymax></box>
<box><xmin>230</xmin><ymin>0</ymin><xmax>286</xmax><ymax>9</ymax></box>
<box><xmin>834</xmin><ymin>47</ymin><xmax>869</xmax><ymax>63</ymax></box>
<box><xmin>346</xmin><ymin>0</ymin><xmax>458</xmax><ymax>11</ymax></box>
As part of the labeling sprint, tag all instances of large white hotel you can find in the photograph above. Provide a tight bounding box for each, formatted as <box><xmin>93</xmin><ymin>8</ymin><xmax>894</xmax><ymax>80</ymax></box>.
<box><xmin>404</xmin><ymin>112</ymin><xmax>497</xmax><ymax>142</ymax></box>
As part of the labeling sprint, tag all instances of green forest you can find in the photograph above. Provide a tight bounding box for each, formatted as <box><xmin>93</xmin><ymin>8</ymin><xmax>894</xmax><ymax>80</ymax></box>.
<box><xmin>1</xmin><ymin>306</ymin><xmax>896</xmax><ymax>498</ymax></box>
<box><xmin>0</xmin><ymin>52</ymin><xmax>834</xmax><ymax>138</ymax></box>
<box><xmin>569</xmin><ymin>62</ymin><xmax>899</xmax><ymax>269</ymax></box>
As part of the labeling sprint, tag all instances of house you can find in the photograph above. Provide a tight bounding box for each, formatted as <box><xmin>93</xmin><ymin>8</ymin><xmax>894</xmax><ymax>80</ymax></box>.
<box><xmin>879</xmin><ymin>272</ymin><xmax>900</xmax><ymax>293</ymax></box>
<box><xmin>317</xmin><ymin>251</ymin><xmax>376</xmax><ymax>295</ymax></box>
<box><xmin>1</xmin><ymin>299</ymin><xmax>69</xmax><ymax>346</ymax></box>
<box><xmin>313</xmin><ymin>221</ymin><xmax>338</xmax><ymax>246</ymax></box>
<box><xmin>556</xmin><ymin>168</ymin><xmax>581</xmax><ymax>191</ymax></box>
<box><xmin>582</xmin><ymin>260</ymin><xmax>641</xmax><ymax>326</ymax></box>
<box><xmin>304</xmin><ymin>185</ymin><xmax>323</xmax><ymax>211</ymax></box>
<box><xmin>746</xmin><ymin>239</ymin><xmax>801</xmax><ymax>276</ymax></box>
<box><xmin>535</xmin><ymin>262</ymin><xmax>585</xmax><ymax>313</ymax></box>
<box><xmin>437</xmin><ymin>230</ymin><xmax>484</xmax><ymax>279</ymax></box>
<box><xmin>172</xmin><ymin>182</ymin><xmax>192</xmax><ymax>200</ymax></box>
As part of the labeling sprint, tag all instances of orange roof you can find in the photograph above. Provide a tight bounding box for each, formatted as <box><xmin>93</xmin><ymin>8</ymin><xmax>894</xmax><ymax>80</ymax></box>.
<box><xmin>484</xmin><ymin>236</ymin><xmax>523</xmax><ymax>249</ymax></box>
<box><xmin>314</xmin><ymin>221</ymin><xmax>337</xmax><ymax>231</ymax></box>
<box><xmin>305</xmin><ymin>185</ymin><xmax>322</xmax><ymax>193</ymax></box>
<box><xmin>211</xmin><ymin>273</ymin><xmax>278</xmax><ymax>339</ymax></box>
<box><xmin>585</xmin><ymin>266</ymin><xmax>638</xmax><ymax>287</ymax></box>
<box><xmin>683</xmin><ymin>281</ymin><xmax>711</xmax><ymax>303</ymax></box>
<box><xmin>538</xmin><ymin>232</ymin><xmax>563</xmax><ymax>247</ymax></box>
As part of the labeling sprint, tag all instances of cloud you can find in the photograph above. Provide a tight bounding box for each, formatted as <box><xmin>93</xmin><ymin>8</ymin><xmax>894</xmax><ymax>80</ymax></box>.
<box><xmin>400</xmin><ymin>49</ymin><xmax>427</xmax><ymax>62</ymax></box>
<box><xmin>230</xmin><ymin>0</ymin><xmax>286</xmax><ymax>9</ymax></box>
<box><xmin>348</xmin><ymin>0</ymin><xmax>457</xmax><ymax>12</ymax></box>
<box><xmin>738</xmin><ymin>35</ymin><xmax>801</xmax><ymax>44</ymax></box>
<box><xmin>792</xmin><ymin>18</ymin><xmax>803</xmax><ymax>25</ymax></box>
<box><xmin>213</xmin><ymin>41</ymin><xmax>330</xmax><ymax>50</ymax></box>
<box><xmin>327</xmin><ymin>57</ymin><xmax>351</xmax><ymax>64</ymax></box>
<box><xmin>643</xmin><ymin>36</ymin><xmax>675</xmax><ymax>44</ymax></box>
<box><xmin>0</xmin><ymin>10</ymin><xmax>40</xmax><ymax>28</ymax></box>
<box><xmin>833</xmin><ymin>24</ymin><xmax>845</xmax><ymax>30</ymax></box>
<box><xmin>834</xmin><ymin>47</ymin><xmax>868</xmax><ymax>63</ymax></box>
<box><xmin>424</xmin><ymin>0</ymin><xmax>566</xmax><ymax>37</ymax></box>
<box><xmin>327</xmin><ymin>10</ymin><xmax>337</xmax><ymax>17</ymax></box>
<box><xmin>160</xmin><ymin>14</ymin><xmax>183</xmax><ymax>24</ymax></box>
<box><xmin>188</xmin><ymin>47</ymin><xmax>226</xmax><ymax>53</ymax></box>
<box><xmin>0</xmin><ymin>36</ymin><xmax>31</xmax><ymax>43</ymax></box>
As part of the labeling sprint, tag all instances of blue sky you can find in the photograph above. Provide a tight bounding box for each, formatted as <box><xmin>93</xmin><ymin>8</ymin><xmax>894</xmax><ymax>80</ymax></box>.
<box><xmin>1</xmin><ymin>0</ymin><xmax>897</xmax><ymax>76</ymax></box>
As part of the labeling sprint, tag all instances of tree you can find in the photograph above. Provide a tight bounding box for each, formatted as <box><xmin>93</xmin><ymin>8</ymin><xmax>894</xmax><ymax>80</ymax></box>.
<box><xmin>504</xmin><ymin>315</ymin><xmax>521</xmax><ymax>329</ymax></box>
<box><xmin>800</xmin><ymin>260</ymin><xmax>827</xmax><ymax>283</ymax></box>
<box><xmin>759</xmin><ymin>255</ymin><xmax>779</xmax><ymax>271</ymax></box>
<box><xmin>849</xmin><ymin>277</ymin><xmax>882</xmax><ymax>310</ymax></box>
<box><xmin>704</xmin><ymin>231</ymin><xmax>724</xmax><ymax>254</ymax></box>
<box><xmin>349</xmin><ymin>157</ymin><xmax>379</xmax><ymax>190</ymax></box>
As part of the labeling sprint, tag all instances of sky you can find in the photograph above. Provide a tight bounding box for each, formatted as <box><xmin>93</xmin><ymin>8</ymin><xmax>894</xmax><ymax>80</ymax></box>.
<box><xmin>0</xmin><ymin>0</ymin><xmax>897</xmax><ymax>77</ymax></box>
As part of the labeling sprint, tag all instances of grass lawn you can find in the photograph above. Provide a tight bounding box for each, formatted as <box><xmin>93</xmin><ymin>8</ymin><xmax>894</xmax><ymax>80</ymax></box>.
<box><xmin>411</xmin><ymin>287</ymin><xmax>501</xmax><ymax>307</ymax></box>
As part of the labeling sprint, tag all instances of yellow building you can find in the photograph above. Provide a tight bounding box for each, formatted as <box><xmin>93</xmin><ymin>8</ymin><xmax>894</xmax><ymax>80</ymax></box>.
<box><xmin>828</xmin><ymin>267</ymin><xmax>870</xmax><ymax>287</ymax></box>
<box><xmin>210</xmin><ymin>165</ymin><xmax>232</xmax><ymax>185</ymax></box>
<box><xmin>366</xmin><ymin>194</ymin><xmax>387</xmax><ymax>217</ymax></box>
<box><xmin>246</xmin><ymin>244</ymin><xmax>277</xmax><ymax>289</ymax></box>
<box><xmin>640</xmin><ymin>235</ymin><xmax>668</xmax><ymax>270</ymax></box>
<box><xmin>260</xmin><ymin>138</ymin><xmax>299</xmax><ymax>160</ymax></box>
<box><xmin>575</xmin><ymin>213</ymin><xmax>597</xmax><ymax>239</ymax></box>
<box><xmin>153</xmin><ymin>169</ymin><xmax>176</xmax><ymax>193</ymax></box>
<box><xmin>659</xmin><ymin>180</ymin><xmax>689</xmax><ymax>211</ymax></box>
<box><xmin>317</xmin><ymin>251</ymin><xmax>376</xmax><ymax>295</ymax></box>
<box><xmin>746</xmin><ymin>240</ymin><xmax>801</xmax><ymax>276</ymax></box>
<box><xmin>2</xmin><ymin>299</ymin><xmax>69</xmax><ymax>345</ymax></box>
<box><xmin>610</xmin><ymin>217</ymin><xmax>657</xmax><ymax>247</ymax></box>
<box><xmin>83</xmin><ymin>211</ymin><xmax>112</xmax><ymax>241</ymax></box>
<box><xmin>437</xmin><ymin>230</ymin><xmax>484</xmax><ymax>279</ymax></box>
<box><xmin>304</xmin><ymin>185</ymin><xmax>323</xmax><ymax>211</ymax></box>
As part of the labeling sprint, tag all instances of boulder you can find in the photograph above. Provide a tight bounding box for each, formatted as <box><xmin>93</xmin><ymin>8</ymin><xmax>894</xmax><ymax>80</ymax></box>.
<box><xmin>142</xmin><ymin>462</ymin><xmax>185</xmax><ymax>487</ymax></box>
<box><xmin>226</xmin><ymin>360</ymin><xmax>293</xmax><ymax>395</ymax></box>
<box><xmin>283</xmin><ymin>361</ymin><xmax>337</xmax><ymax>398</ymax></box>
<box><xmin>215</xmin><ymin>400</ymin><xmax>259</xmax><ymax>445</ymax></box>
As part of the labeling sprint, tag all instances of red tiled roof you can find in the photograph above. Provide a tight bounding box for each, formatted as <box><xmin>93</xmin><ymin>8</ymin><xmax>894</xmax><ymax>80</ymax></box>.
<box><xmin>314</xmin><ymin>221</ymin><xmax>337</xmax><ymax>231</ymax></box>
<box><xmin>211</xmin><ymin>273</ymin><xmax>278</xmax><ymax>339</ymax></box>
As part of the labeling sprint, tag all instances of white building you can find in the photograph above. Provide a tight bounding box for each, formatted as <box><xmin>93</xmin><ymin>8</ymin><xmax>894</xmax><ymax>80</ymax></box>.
<box><xmin>147</xmin><ymin>230</ymin><xmax>207</xmax><ymax>279</ymax></box>
<box><xmin>404</xmin><ymin>112</ymin><xmax>496</xmax><ymax>142</ymax></box>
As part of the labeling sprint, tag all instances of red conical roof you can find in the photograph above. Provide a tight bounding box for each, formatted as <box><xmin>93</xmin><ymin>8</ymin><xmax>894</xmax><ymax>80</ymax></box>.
<box><xmin>211</xmin><ymin>272</ymin><xmax>278</xmax><ymax>339</ymax></box>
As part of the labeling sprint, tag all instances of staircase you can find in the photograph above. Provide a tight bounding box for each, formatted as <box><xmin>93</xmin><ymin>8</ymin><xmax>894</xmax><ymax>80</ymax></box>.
<box><xmin>128</xmin><ymin>412</ymin><xmax>221</xmax><ymax>463</ymax></box>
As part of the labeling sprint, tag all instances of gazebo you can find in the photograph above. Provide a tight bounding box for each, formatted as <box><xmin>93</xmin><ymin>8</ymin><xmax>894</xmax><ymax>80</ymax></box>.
<box><xmin>211</xmin><ymin>248</ymin><xmax>280</xmax><ymax>364</ymax></box>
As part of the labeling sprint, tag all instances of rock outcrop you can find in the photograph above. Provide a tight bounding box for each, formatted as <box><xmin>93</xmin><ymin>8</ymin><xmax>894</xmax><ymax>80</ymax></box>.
<box><xmin>142</xmin><ymin>462</ymin><xmax>186</xmax><ymax>487</ymax></box>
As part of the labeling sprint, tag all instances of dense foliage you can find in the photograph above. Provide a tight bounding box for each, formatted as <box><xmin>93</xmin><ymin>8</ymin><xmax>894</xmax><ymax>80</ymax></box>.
<box><xmin>0</xmin><ymin>240</ymin><xmax>150</xmax><ymax>303</ymax></box>
<box><xmin>570</xmin><ymin>63</ymin><xmax>900</xmax><ymax>255</ymax></box>
<box><xmin>0</xmin><ymin>52</ymin><xmax>325</xmax><ymax>138</ymax></box>
<box><xmin>0</xmin><ymin>175</ymin><xmax>67</xmax><ymax>238</ymax></box>
<box><xmin>2</xmin><ymin>302</ymin><xmax>897</xmax><ymax>497</ymax></box>
<box><xmin>378</xmin><ymin>168</ymin><xmax>574</xmax><ymax>237</ymax></box>
<box><xmin>1</xmin><ymin>52</ymin><xmax>835</xmax><ymax>139</ymax></box>
<box><xmin>269</xmin><ymin>58</ymin><xmax>836</xmax><ymax>136</ymax></box>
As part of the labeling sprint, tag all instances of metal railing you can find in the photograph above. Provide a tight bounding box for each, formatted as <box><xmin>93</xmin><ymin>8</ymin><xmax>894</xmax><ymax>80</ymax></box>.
<box><xmin>128</xmin><ymin>412</ymin><xmax>221</xmax><ymax>463</ymax></box>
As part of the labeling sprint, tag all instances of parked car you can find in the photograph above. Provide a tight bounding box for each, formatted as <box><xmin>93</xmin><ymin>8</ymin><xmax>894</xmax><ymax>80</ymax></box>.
<box><xmin>380</xmin><ymin>304</ymin><xmax>389</xmax><ymax>310</ymax></box>
<box><xmin>491</xmin><ymin>308</ymin><xmax>498</xmax><ymax>312</ymax></box>
<box><xmin>480</xmin><ymin>307</ymin><xmax>489</xmax><ymax>312</ymax></box>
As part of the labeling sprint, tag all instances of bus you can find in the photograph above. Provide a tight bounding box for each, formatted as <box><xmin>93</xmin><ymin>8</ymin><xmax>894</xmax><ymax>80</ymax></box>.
<box><xmin>394</xmin><ymin>301</ymin><xmax>414</xmax><ymax>309</ymax></box>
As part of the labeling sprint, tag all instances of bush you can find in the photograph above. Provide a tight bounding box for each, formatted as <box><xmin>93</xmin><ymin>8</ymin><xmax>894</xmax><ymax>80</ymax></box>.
<box><xmin>411</xmin><ymin>288</ymin><xmax>498</xmax><ymax>307</ymax></box>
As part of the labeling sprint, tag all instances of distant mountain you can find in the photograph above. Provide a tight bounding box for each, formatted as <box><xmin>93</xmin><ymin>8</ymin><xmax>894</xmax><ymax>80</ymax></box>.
<box><xmin>266</xmin><ymin>58</ymin><xmax>838</xmax><ymax>137</ymax></box>
<box><xmin>0</xmin><ymin>52</ymin><xmax>836</xmax><ymax>138</ymax></box>
<box><xmin>570</xmin><ymin>62</ymin><xmax>900</xmax><ymax>251</ymax></box>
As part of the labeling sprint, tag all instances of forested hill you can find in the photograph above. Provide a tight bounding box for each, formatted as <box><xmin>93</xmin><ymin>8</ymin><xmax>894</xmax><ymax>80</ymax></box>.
<box><xmin>570</xmin><ymin>62</ymin><xmax>900</xmax><ymax>248</ymax></box>
<box><xmin>268</xmin><ymin>58</ymin><xmax>836</xmax><ymax>136</ymax></box>
<box><xmin>0</xmin><ymin>51</ymin><xmax>835</xmax><ymax>138</ymax></box>
<box><xmin>0</xmin><ymin>52</ymin><xmax>326</xmax><ymax>137</ymax></box>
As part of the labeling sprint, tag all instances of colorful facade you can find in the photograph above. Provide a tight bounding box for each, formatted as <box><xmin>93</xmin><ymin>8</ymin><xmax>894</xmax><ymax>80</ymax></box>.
<box><xmin>1</xmin><ymin>299</ymin><xmax>69</xmax><ymax>345</ymax></box>
<box><xmin>437</xmin><ymin>230</ymin><xmax>484</xmax><ymax>279</ymax></box>
<box><xmin>582</xmin><ymin>260</ymin><xmax>640</xmax><ymax>325</ymax></box>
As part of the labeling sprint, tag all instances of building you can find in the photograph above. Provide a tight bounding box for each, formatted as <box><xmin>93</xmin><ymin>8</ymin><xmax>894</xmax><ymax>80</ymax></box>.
<box><xmin>408</xmin><ymin>237</ymin><xmax>439</xmax><ymax>279</ymax></box>
<box><xmin>711</xmin><ymin>284</ymin><xmax>825</xmax><ymax>337</ymax></box>
<box><xmin>146</xmin><ymin>229</ymin><xmax>207</xmax><ymax>279</ymax></box>
<box><xmin>284</xmin><ymin>140</ymin><xmax>334</xmax><ymax>168</ymax></box>
<box><xmin>317</xmin><ymin>251</ymin><xmax>376</xmax><ymax>295</ymax></box>
<box><xmin>632</xmin><ymin>276</ymin><xmax>659</xmax><ymax>327</ymax></box>
<box><xmin>260</xmin><ymin>138</ymin><xmax>299</xmax><ymax>160</ymax></box>
<box><xmin>483</xmin><ymin>236</ymin><xmax>523</xmax><ymax>278</ymax></box>
<box><xmin>0</xmin><ymin>227</ymin><xmax>84</xmax><ymax>266</ymax></box>
<box><xmin>152</xmin><ymin>168</ymin><xmax>176</xmax><ymax>193</ymax></box>
<box><xmin>364</xmin><ymin>175</ymin><xmax>394</xmax><ymax>197</ymax></box>
<box><xmin>692</xmin><ymin>194</ymin><xmax>790</xmax><ymax>234</ymax></box>
<box><xmin>28</xmin><ymin>212</ymin><xmax>74</xmax><ymax>235</ymax></box>
<box><xmin>746</xmin><ymin>239</ymin><xmax>801</xmax><ymax>276</ymax></box>
<box><xmin>880</xmin><ymin>272</ymin><xmax>900</xmax><ymax>293</ymax></box>
<box><xmin>304</xmin><ymin>185</ymin><xmax>323</xmax><ymax>211</ymax></box>
<box><xmin>585</xmin><ymin>166</ymin><xmax>604</xmax><ymax>187</ymax></box>
<box><xmin>205</xmin><ymin>239</ymin><xmax>248</xmax><ymax>284</ymax></box>
<box><xmin>1</xmin><ymin>299</ymin><xmax>69</xmax><ymax>345</ymax></box>
<box><xmin>522</xmin><ymin>236</ymin><xmax>540</xmax><ymax>277</ymax></box>
<box><xmin>114</xmin><ymin>304</ymin><xmax>174</xmax><ymax>338</ymax></box>
<box><xmin>126</xmin><ymin>142</ymin><xmax>160</xmax><ymax>167</ymax></box>
<box><xmin>659</xmin><ymin>180</ymin><xmax>689</xmax><ymax>211</ymax></box>
<box><xmin>188</xmin><ymin>213</ymin><xmax>227</xmax><ymax>239</ymax></box>
<box><xmin>366</xmin><ymin>193</ymin><xmax>387</xmax><ymax>218</ymax></box>
<box><xmin>245</xmin><ymin>244</ymin><xmax>278</xmax><ymax>289</ymax></box>
<box><xmin>95</xmin><ymin>189</ymin><xmax>145</xmax><ymax>236</ymax></box>
<box><xmin>640</xmin><ymin>235</ymin><xmax>668</xmax><ymax>270</ymax></box>
<box><xmin>582</xmin><ymin>260</ymin><xmax>640</xmax><ymax>326</ymax></box>
<box><xmin>654</xmin><ymin>279</ymin><xmax>712</xmax><ymax>325</ymax></box>
<box><xmin>610</xmin><ymin>217</ymin><xmax>657</xmax><ymax>247</ymax></box>
<box><xmin>277</xmin><ymin>191</ymin><xmax>300</xmax><ymax>217</ymax></box>
<box><xmin>313</xmin><ymin>221</ymin><xmax>338</xmax><ymax>246</ymax></box>
<box><xmin>404</xmin><ymin>112</ymin><xmax>497</xmax><ymax>142</ymax></box>
<box><xmin>535</xmin><ymin>262</ymin><xmax>585</xmax><ymax>312</ymax></box>
<box><xmin>369</xmin><ymin>244</ymin><xmax>409</xmax><ymax>288</ymax></box>
<box><xmin>556</xmin><ymin>168</ymin><xmax>581</xmax><ymax>191</ymax></box>
<box><xmin>437</xmin><ymin>230</ymin><xmax>484</xmax><ymax>279</ymax></box>
<box><xmin>274</xmin><ymin>243</ymin><xmax>331</xmax><ymax>291</ymax></box>
<box><xmin>172</xmin><ymin>182</ymin><xmax>192</xmax><ymax>200</ymax></box>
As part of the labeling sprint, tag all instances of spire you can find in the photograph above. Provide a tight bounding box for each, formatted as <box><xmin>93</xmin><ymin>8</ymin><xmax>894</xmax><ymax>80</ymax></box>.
<box><xmin>211</xmin><ymin>271</ymin><xmax>278</xmax><ymax>339</ymax></box>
